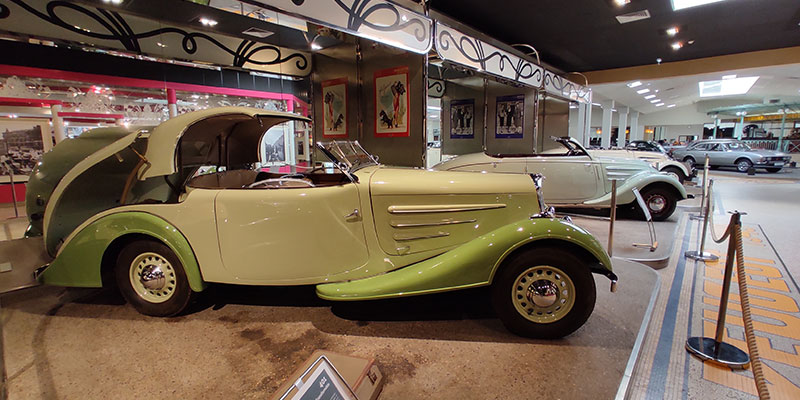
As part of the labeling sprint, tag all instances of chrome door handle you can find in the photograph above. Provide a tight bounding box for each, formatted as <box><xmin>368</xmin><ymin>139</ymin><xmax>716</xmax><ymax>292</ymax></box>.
<box><xmin>344</xmin><ymin>209</ymin><xmax>359</xmax><ymax>220</ymax></box>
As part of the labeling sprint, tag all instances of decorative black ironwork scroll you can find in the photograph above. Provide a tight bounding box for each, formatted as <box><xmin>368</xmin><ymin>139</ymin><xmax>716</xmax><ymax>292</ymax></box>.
<box><xmin>544</xmin><ymin>70</ymin><xmax>590</xmax><ymax>102</ymax></box>
<box><xmin>436</xmin><ymin>25</ymin><xmax>542</xmax><ymax>86</ymax></box>
<box><xmin>5</xmin><ymin>0</ymin><xmax>308</xmax><ymax>71</ymax></box>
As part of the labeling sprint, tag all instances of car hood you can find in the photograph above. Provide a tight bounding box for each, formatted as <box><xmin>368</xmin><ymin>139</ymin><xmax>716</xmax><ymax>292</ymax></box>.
<box><xmin>747</xmin><ymin>149</ymin><xmax>789</xmax><ymax>157</ymax></box>
<box><xmin>366</xmin><ymin>165</ymin><xmax>536</xmax><ymax>196</ymax></box>
<box><xmin>433</xmin><ymin>152</ymin><xmax>531</xmax><ymax>171</ymax></box>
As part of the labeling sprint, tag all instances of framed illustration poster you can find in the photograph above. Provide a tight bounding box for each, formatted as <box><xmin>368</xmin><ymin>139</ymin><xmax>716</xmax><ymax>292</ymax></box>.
<box><xmin>449</xmin><ymin>99</ymin><xmax>474</xmax><ymax>139</ymax></box>
<box><xmin>495</xmin><ymin>94</ymin><xmax>525</xmax><ymax>139</ymax></box>
<box><xmin>321</xmin><ymin>77</ymin><xmax>348</xmax><ymax>137</ymax></box>
<box><xmin>0</xmin><ymin>118</ymin><xmax>51</xmax><ymax>183</ymax></box>
<box><xmin>374</xmin><ymin>66</ymin><xmax>409</xmax><ymax>137</ymax></box>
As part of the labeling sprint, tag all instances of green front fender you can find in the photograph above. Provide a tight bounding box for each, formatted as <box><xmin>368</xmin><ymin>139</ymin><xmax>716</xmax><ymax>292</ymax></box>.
<box><xmin>39</xmin><ymin>212</ymin><xmax>207</xmax><ymax>292</ymax></box>
<box><xmin>586</xmin><ymin>172</ymin><xmax>688</xmax><ymax>206</ymax></box>
<box><xmin>316</xmin><ymin>217</ymin><xmax>612</xmax><ymax>301</ymax></box>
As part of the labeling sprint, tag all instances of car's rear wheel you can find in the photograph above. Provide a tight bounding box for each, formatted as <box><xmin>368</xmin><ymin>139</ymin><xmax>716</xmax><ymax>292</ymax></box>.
<box><xmin>639</xmin><ymin>186</ymin><xmax>677</xmax><ymax>221</ymax></box>
<box><xmin>661</xmin><ymin>166</ymin><xmax>685</xmax><ymax>183</ymax></box>
<box><xmin>491</xmin><ymin>247</ymin><xmax>596</xmax><ymax>339</ymax></box>
<box><xmin>115</xmin><ymin>240</ymin><xmax>193</xmax><ymax>317</ymax></box>
<box><xmin>736</xmin><ymin>159</ymin><xmax>753</xmax><ymax>173</ymax></box>
<box><xmin>683</xmin><ymin>156</ymin><xmax>696</xmax><ymax>168</ymax></box>
<box><xmin>766</xmin><ymin>168</ymin><xmax>781</xmax><ymax>173</ymax></box>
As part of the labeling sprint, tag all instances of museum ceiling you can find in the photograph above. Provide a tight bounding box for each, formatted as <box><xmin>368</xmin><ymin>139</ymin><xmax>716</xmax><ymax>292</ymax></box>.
<box><xmin>430</xmin><ymin>0</ymin><xmax>800</xmax><ymax>73</ymax></box>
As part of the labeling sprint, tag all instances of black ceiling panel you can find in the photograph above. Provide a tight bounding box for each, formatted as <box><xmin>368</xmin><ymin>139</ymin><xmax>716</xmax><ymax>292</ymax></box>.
<box><xmin>430</xmin><ymin>0</ymin><xmax>800</xmax><ymax>72</ymax></box>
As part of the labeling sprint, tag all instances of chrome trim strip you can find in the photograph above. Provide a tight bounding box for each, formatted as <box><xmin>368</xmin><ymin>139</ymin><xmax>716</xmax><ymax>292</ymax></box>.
<box><xmin>393</xmin><ymin>232</ymin><xmax>450</xmax><ymax>241</ymax></box>
<box><xmin>391</xmin><ymin>219</ymin><xmax>476</xmax><ymax>228</ymax></box>
<box><xmin>388</xmin><ymin>204</ymin><xmax>506</xmax><ymax>214</ymax></box>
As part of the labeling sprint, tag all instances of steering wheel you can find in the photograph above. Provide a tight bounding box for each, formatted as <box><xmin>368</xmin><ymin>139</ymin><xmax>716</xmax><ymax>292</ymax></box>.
<box><xmin>247</xmin><ymin>178</ymin><xmax>315</xmax><ymax>189</ymax></box>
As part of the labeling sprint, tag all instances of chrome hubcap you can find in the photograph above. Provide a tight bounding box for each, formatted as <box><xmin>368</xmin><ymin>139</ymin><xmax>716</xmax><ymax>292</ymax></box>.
<box><xmin>129</xmin><ymin>252</ymin><xmax>176</xmax><ymax>303</ymax></box>
<box><xmin>738</xmin><ymin>161</ymin><xmax>750</xmax><ymax>171</ymax></box>
<box><xmin>648</xmin><ymin>195</ymin><xmax>667</xmax><ymax>213</ymax></box>
<box><xmin>511</xmin><ymin>266</ymin><xmax>575</xmax><ymax>324</ymax></box>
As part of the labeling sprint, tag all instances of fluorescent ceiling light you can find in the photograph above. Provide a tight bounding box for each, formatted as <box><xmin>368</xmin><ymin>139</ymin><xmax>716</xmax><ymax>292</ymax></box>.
<box><xmin>644</xmin><ymin>94</ymin><xmax>656</xmax><ymax>99</ymax></box>
<box><xmin>671</xmin><ymin>0</ymin><xmax>728</xmax><ymax>11</ymax></box>
<box><xmin>655</xmin><ymin>103</ymin><xmax>664</xmax><ymax>107</ymax></box>
<box><xmin>650</xmin><ymin>99</ymin><xmax>661</xmax><ymax>103</ymax></box>
<box><xmin>614</xmin><ymin>0</ymin><xmax>631</xmax><ymax>6</ymax></box>
<box><xmin>722</xmin><ymin>74</ymin><xmax>737</xmax><ymax>80</ymax></box>
<box><xmin>199</xmin><ymin>17</ymin><xmax>218</xmax><ymax>27</ymax></box>
<box><xmin>666</xmin><ymin>27</ymin><xmax>679</xmax><ymax>36</ymax></box>
<box><xmin>699</xmin><ymin>76</ymin><xmax>759</xmax><ymax>97</ymax></box>
<box><xmin>667</xmin><ymin>104</ymin><xmax>676</xmax><ymax>108</ymax></box>
<box><xmin>627</xmin><ymin>81</ymin><xmax>643</xmax><ymax>88</ymax></box>
<box><xmin>637</xmin><ymin>88</ymin><xmax>650</xmax><ymax>94</ymax></box>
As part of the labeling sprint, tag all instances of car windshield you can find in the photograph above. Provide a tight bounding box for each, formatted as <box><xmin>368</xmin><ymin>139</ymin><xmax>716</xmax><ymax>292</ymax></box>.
<box><xmin>726</xmin><ymin>141</ymin><xmax>752</xmax><ymax>151</ymax></box>
<box><xmin>317</xmin><ymin>140</ymin><xmax>379</xmax><ymax>171</ymax></box>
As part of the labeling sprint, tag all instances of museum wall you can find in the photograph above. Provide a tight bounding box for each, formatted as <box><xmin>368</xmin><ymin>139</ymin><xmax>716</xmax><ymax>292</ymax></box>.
<box><xmin>537</xmin><ymin>95</ymin><xmax>571</xmax><ymax>153</ymax></box>
<box><xmin>358</xmin><ymin>41</ymin><xmax>426</xmax><ymax>167</ymax></box>
<box><xmin>441</xmin><ymin>80</ymin><xmax>485</xmax><ymax>155</ymax></box>
<box><xmin>485</xmin><ymin>80</ymin><xmax>537</xmax><ymax>155</ymax></box>
<box><xmin>311</xmin><ymin>45</ymin><xmax>360</xmax><ymax>143</ymax></box>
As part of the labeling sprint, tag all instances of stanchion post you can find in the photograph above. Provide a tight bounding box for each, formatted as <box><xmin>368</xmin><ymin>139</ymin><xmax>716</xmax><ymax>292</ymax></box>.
<box><xmin>686</xmin><ymin>212</ymin><xmax>749</xmax><ymax>368</ymax></box>
<box><xmin>690</xmin><ymin>154</ymin><xmax>710</xmax><ymax>221</ymax></box>
<box><xmin>608</xmin><ymin>179</ymin><xmax>617</xmax><ymax>258</ymax></box>
<box><xmin>685</xmin><ymin>179</ymin><xmax>719</xmax><ymax>262</ymax></box>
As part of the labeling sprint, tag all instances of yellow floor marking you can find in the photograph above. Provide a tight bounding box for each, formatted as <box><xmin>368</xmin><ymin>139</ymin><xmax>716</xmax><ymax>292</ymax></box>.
<box><xmin>743</xmin><ymin>256</ymin><xmax>776</xmax><ymax>265</ymax></box>
<box><xmin>703</xmin><ymin>282</ymin><xmax>800</xmax><ymax>313</ymax></box>
<box><xmin>702</xmin><ymin>306</ymin><xmax>800</xmax><ymax>341</ymax></box>
<box><xmin>703</xmin><ymin>267</ymin><xmax>790</xmax><ymax>292</ymax></box>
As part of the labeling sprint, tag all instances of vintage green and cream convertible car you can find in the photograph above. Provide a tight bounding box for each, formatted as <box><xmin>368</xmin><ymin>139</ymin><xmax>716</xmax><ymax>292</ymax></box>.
<box><xmin>25</xmin><ymin>107</ymin><xmax>617</xmax><ymax>338</ymax></box>
<box><xmin>433</xmin><ymin>137</ymin><xmax>688</xmax><ymax>221</ymax></box>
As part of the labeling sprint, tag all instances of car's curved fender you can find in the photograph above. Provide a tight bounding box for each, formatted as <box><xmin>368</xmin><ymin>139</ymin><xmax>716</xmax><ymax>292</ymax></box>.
<box><xmin>38</xmin><ymin>211</ymin><xmax>207</xmax><ymax>292</ymax></box>
<box><xmin>316</xmin><ymin>217</ymin><xmax>612</xmax><ymax>301</ymax></box>
<box><xmin>585</xmin><ymin>172</ymin><xmax>687</xmax><ymax>206</ymax></box>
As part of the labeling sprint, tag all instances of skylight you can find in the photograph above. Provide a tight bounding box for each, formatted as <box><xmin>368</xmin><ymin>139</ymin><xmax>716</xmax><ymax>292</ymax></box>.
<box><xmin>627</xmin><ymin>81</ymin><xmax>643</xmax><ymax>88</ymax></box>
<box><xmin>698</xmin><ymin>76</ymin><xmax>759</xmax><ymax>97</ymax></box>
<box><xmin>644</xmin><ymin>94</ymin><xmax>656</xmax><ymax>99</ymax></box>
<box><xmin>637</xmin><ymin>88</ymin><xmax>650</xmax><ymax>94</ymax></box>
<box><xmin>672</xmin><ymin>0</ymin><xmax>728</xmax><ymax>11</ymax></box>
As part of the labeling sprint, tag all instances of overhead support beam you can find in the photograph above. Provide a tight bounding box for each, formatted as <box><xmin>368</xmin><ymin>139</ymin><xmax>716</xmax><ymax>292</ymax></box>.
<box><xmin>583</xmin><ymin>46</ymin><xmax>800</xmax><ymax>84</ymax></box>
<box><xmin>601</xmin><ymin>100</ymin><xmax>614</xmax><ymax>149</ymax></box>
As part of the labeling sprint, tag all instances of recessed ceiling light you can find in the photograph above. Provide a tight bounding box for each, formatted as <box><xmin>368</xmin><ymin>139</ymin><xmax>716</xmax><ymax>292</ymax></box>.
<box><xmin>656</xmin><ymin>58</ymin><xmax>663</xmax><ymax>64</ymax></box>
<box><xmin>672</xmin><ymin>0</ymin><xmax>728</xmax><ymax>11</ymax></box>
<box><xmin>627</xmin><ymin>81</ymin><xmax>643</xmax><ymax>88</ymax></box>
<box><xmin>722</xmin><ymin>74</ymin><xmax>737</xmax><ymax>80</ymax></box>
<box><xmin>644</xmin><ymin>94</ymin><xmax>656</xmax><ymax>99</ymax></box>
<box><xmin>667</xmin><ymin>104</ymin><xmax>676</xmax><ymax>108</ymax></box>
<box><xmin>655</xmin><ymin>103</ymin><xmax>665</xmax><ymax>107</ymax></box>
<box><xmin>699</xmin><ymin>76</ymin><xmax>759</xmax><ymax>97</ymax></box>
<box><xmin>671</xmin><ymin>42</ymin><xmax>683</xmax><ymax>50</ymax></box>
<box><xmin>650</xmin><ymin>99</ymin><xmax>661</xmax><ymax>103</ymax></box>
<box><xmin>666</xmin><ymin>27</ymin><xmax>679</xmax><ymax>36</ymax></box>
<box><xmin>614</xmin><ymin>0</ymin><xmax>631</xmax><ymax>5</ymax></box>
<box><xmin>637</xmin><ymin>88</ymin><xmax>650</xmax><ymax>94</ymax></box>
<box><xmin>199</xmin><ymin>17</ymin><xmax>218</xmax><ymax>27</ymax></box>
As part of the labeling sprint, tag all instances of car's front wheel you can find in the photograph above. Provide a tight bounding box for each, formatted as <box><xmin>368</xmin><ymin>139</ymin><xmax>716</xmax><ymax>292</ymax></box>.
<box><xmin>639</xmin><ymin>186</ymin><xmax>677</xmax><ymax>221</ymax></box>
<box><xmin>661</xmin><ymin>166</ymin><xmax>685</xmax><ymax>183</ymax></box>
<box><xmin>492</xmin><ymin>247</ymin><xmax>596</xmax><ymax>339</ymax></box>
<box><xmin>115</xmin><ymin>240</ymin><xmax>193</xmax><ymax>317</ymax></box>
<box><xmin>736</xmin><ymin>158</ymin><xmax>753</xmax><ymax>173</ymax></box>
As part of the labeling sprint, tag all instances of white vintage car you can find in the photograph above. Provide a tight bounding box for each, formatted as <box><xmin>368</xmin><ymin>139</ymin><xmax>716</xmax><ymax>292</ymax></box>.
<box><xmin>433</xmin><ymin>137</ymin><xmax>688</xmax><ymax>221</ymax></box>
<box><xmin>588</xmin><ymin>149</ymin><xmax>695</xmax><ymax>183</ymax></box>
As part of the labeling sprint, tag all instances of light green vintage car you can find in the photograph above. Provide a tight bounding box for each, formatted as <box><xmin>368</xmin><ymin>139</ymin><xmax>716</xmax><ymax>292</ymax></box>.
<box><xmin>25</xmin><ymin>107</ymin><xmax>616</xmax><ymax>338</ymax></box>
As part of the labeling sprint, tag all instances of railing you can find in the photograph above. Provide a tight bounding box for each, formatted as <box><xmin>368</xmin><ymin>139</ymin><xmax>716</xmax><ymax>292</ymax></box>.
<box><xmin>743</xmin><ymin>138</ymin><xmax>800</xmax><ymax>153</ymax></box>
<box><xmin>684</xmin><ymin>180</ymin><xmax>770</xmax><ymax>399</ymax></box>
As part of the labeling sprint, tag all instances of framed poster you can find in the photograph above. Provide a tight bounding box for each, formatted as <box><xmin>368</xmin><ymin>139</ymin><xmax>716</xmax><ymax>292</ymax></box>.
<box><xmin>495</xmin><ymin>94</ymin><xmax>525</xmax><ymax>139</ymax></box>
<box><xmin>374</xmin><ymin>66</ymin><xmax>409</xmax><ymax>137</ymax></box>
<box><xmin>0</xmin><ymin>118</ymin><xmax>51</xmax><ymax>183</ymax></box>
<box><xmin>321</xmin><ymin>77</ymin><xmax>348</xmax><ymax>137</ymax></box>
<box><xmin>449</xmin><ymin>99</ymin><xmax>474</xmax><ymax>139</ymax></box>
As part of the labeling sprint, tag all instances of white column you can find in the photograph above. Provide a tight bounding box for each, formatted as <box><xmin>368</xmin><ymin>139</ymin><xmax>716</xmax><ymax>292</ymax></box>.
<box><xmin>569</xmin><ymin>105</ymin><xmax>580</xmax><ymax>140</ymax></box>
<box><xmin>583</xmin><ymin>103</ymin><xmax>593</xmax><ymax>147</ymax></box>
<box><xmin>629</xmin><ymin>111</ymin><xmax>641</xmax><ymax>141</ymax></box>
<box><xmin>50</xmin><ymin>104</ymin><xmax>66</xmax><ymax>144</ymax></box>
<box><xmin>601</xmin><ymin>100</ymin><xmax>614</xmax><ymax>149</ymax></box>
<box><xmin>616</xmin><ymin>106</ymin><xmax>628</xmax><ymax>147</ymax></box>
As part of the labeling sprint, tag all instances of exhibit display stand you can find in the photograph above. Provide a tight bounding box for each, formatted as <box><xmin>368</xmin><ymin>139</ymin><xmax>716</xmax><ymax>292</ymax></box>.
<box><xmin>272</xmin><ymin>351</ymin><xmax>383</xmax><ymax>400</ymax></box>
